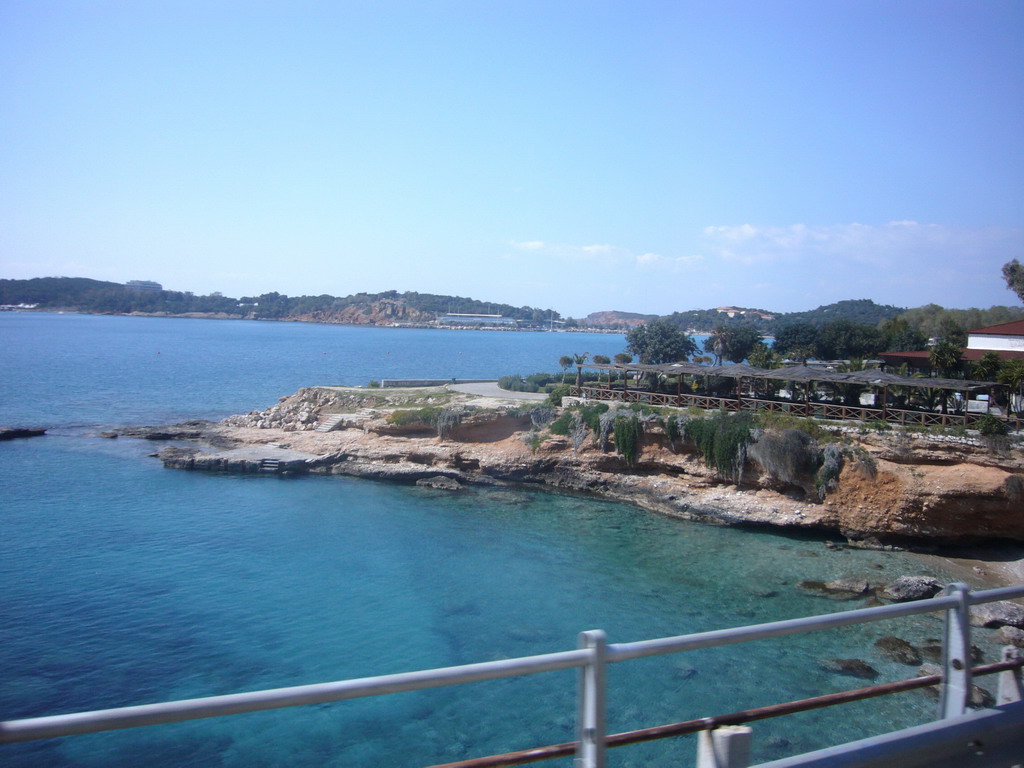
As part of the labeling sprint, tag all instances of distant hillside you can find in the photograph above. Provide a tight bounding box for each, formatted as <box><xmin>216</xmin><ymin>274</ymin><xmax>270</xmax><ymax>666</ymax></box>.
<box><xmin>781</xmin><ymin>299</ymin><xmax>904</xmax><ymax>328</ymax></box>
<box><xmin>663</xmin><ymin>306</ymin><xmax>778</xmax><ymax>333</ymax></box>
<box><xmin>661</xmin><ymin>299</ymin><xmax>904</xmax><ymax>334</ymax></box>
<box><xmin>0</xmin><ymin>278</ymin><xmax>561</xmax><ymax>325</ymax></box>
<box><xmin>581</xmin><ymin>310</ymin><xmax>657</xmax><ymax>328</ymax></box>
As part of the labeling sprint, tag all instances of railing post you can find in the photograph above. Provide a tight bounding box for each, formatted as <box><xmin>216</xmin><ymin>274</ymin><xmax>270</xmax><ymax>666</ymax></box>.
<box><xmin>940</xmin><ymin>583</ymin><xmax>972</xmax><ymax>718</ymax></box>
<box><xmin>696</xmin><ymin>725</ymin><xmax>752</xmax><ymax>768</ymax></box>
<box><xmin>575</xmin><ymin>630</ymin><xmax>607</xmax><ymax>768</ymax></box>
<box><xmin>997</xmin><ymin>646</ymin><xmax>1023</xmax><ymax>705</ymax></box>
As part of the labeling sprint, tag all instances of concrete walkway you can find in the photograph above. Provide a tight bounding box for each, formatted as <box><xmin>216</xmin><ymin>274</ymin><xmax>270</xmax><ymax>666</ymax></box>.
<box><xmin>447</xmin><ymin>381</ymin><xmax>549</xmax><ymax>401</ymax></box>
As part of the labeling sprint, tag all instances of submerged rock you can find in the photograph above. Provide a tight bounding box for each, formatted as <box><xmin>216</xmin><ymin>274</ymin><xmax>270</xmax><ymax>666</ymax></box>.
<box><xmin>798</xmin><ymin>578</ymin><xmax>870</xmax><ymax>599</ymax></box>
<box><xmin>914</xmin><ymin>663</ymin><xmax>993</xmax><ymax>707</ymax></box>
<box><xmin>0</xmin><ymin>427</ymin><xmax>46</xmax><ymax>440</ymax></box>
<box><xmin>996</xmin><ymin>626</ymin><xmax>1024</xmax><ymax>647</ymax></box>
<box><xmin>970</xmin><ymin>601</ymin><xmax>1024</xmax><ymax>629</ymax></box>
<box><xmin>416</xmin><ymin>475</ymin><xmax>462</xmax><ymax>490</ymax></box>
<box><xmin>874</xmin><ymin>636</ymin><xmax>921</xmax><ymax>665</ymax></box>
<box><xmin>818</xmin><ymin>658</ymin><xmax>879</xmax><ymax>679</ymax></box>
<box><xmin>881</xmin><ymin>576</ymin><xmax>942</xmax><ymax>602</ymax></box>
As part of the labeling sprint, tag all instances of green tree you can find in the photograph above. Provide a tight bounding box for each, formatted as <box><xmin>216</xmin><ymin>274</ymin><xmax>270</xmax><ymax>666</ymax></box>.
<box><xmin>572</xmin><ymin>353</ymin><xmax>589</xmax><ymax>387</ymax></box>
<box><xmin>1003</xmin><ymin>259</ymin><xmax>1024</xmax><ymax>302</ymax></box>
<box><xmin>815</xmin><ymin>320</ymin><xmax>884</xmax><ymax>360</ymax></box>
<box><xmin>879</xmin><ymin>316</ymin><xmax>928</xmax><ymax>352</ymax></box>
<box><xmin>592</xmin><ymin>354</ymin><xmax>611</xmax><ymax>365</ymax></box>
<box><xmin>997</xmin><ymin>359</ymin><xmax>1024</xmax><ymax>415</ymax></box>
<box><xmin>929</xmin><ymin>340</ymin><xmax>962</xmax><ymax>378</ymax></box>
<box><xmin>613</xmin><ymin>353</ymin><xmax>633</xmax><ymax>365</ymax></box>
<box><xmin>773</xmin><ymin>323</ymin><xmax>818</xmax><ymax>361</ymax></box>
<box><xmin>625</xmin><ymin>319</ymin><xmax>698</xmax><ymax>364</ymax></box>
<box><xmin>936</xmin><ymin>316</ymin><xmax>967</xmax><ymax>348</ymax></box>
<box><xmin>971</xmin><ymin>351</ymin><xmax>1003</xmax><ymax>382</ymax></box>
<box><xmin>705</xmin><ymin>324</ymin><xmax>762</xmax><ymax>364</ymax></box>
<box><xmin>747</xmin><ymin>342</ymin><xmax>780</xmax><ymax>370</ymax></box>
<box><xmin>558</xmin><ymin>355</ymin><xmax>573</xmax><ymax>383</ymax></box>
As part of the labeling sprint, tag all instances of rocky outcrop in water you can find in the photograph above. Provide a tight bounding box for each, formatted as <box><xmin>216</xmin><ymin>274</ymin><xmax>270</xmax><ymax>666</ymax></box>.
<box><xmin>147</xmin><ymin>386</ymin><xmax>1024</xmax><ymax>549</ymax></box>
<box><xmin>0</xmin><ymin>427</ymin><xmax>46</xmax><ymax>440</ymax></box>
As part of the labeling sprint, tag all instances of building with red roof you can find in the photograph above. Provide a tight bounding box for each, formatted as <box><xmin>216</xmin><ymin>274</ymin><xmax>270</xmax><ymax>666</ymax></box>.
<box><xmin>880</xmin><ymin>319</ymin><xmax>1024</xmax><ymax>371</ymax></box>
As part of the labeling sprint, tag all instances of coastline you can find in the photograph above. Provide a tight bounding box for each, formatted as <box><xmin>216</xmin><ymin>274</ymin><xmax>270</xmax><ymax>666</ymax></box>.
<box><xmin>114</xmin><ymin>384</ymin><xmax>1024</xmax><ymax>576</ymax></box>
<box><xmin>8</xmin><ymin>308</ymin><xmax>629</xmax><ymax>334</ymax></box>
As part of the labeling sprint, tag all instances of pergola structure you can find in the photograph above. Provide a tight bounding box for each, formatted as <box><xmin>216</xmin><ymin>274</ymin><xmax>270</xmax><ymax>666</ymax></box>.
<box><xmin>570</xmin><ymin>362</ymin><xmax>1015</xmax><ymax>429</ymax></box>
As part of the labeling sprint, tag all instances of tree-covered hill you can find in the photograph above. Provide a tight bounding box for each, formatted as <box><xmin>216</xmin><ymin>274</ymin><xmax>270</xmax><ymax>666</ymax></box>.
<box><xmin>781</xmin><ymin>299</ymin><xmax>904</xmax><ymax>328</ymax></box>
<box><xmin>0</xmin><ymin>277</ymin><xmax>561</xmax><ymax>324</ymax></box>
<box><xmin>656</xmin><ymin>299</ymin><xmax>904</xmax><ymax>334</ymax></box>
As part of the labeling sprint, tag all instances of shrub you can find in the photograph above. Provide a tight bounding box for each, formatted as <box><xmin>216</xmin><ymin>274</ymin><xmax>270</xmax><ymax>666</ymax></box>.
<box><xmin>579</xmin><ymin>403</ymin><xmax>610</xmax><ymax>431</ymax></box>
<box><xmin>665</xmin><ymin>414</ymin><xmax>685</xmax><ymax>451</ymax></box>
<box><xmin>529</xmin><ymin>405</ymin><xmax>556</xmax><ymax>429</ymax></box>
<box><xmin>548</xmin><ymin>411</ymin><xmax>572</xmax><ymax>435</ymax></box>
<box><xmin>613</xmin><ymin>414</ymin><xmax>643</xmax><ymax>467</ymax></box>
<box><xmin>523</xmin><ymin>429</ymin><xmax>543</xmax><ymax>453</ymax></box>
<box><xmin>848</xmin><ymin>446</ymin><xmax>877</xmax><ymax>479</ymax></box>
<box><xmin>815</xmin><ymin>444</ymin><xmax>844</xmax><ymax>500</ymax></box>
<box><xmin>749</xmin><ymin>429</ymin><xmax>820</xmax><ymax>487</ymax></box>
<box><xmin>570</xmin><ymin>411</ymin><xmax>588</xmax><ymax>453</ymax></box>
<box><xmin>387</xmin><ymin>407</ymin><xmax>442</xmax><ymax>426</ymax></box>
<box><xmin>435</xmin><ymin>406</ymin><xmax>464</xmax><ymax>439</ymax></box>
<box><xmin>525</xmin><ymin>372</ymin><xmax>557</xmax><ymax>388</ymax></box>
<box><xmin>753</xmin><ymin>412</ymin><xmax>828</xmax><ymax>441</ymax></box>
<box><xmin>598</xmin><ymin>410</ymin><xmax>617</xmax><ymax>452</ymax></box>
<box><xmin>368</xmin><ymin>380</ymin><xmax>380</xmax><ymax>388</ymax></box>
<box><xmin>547</xmin><ymin>383</ymin><xmax>571</xmax><ymax>406</ymax></box>
<box><xmin>684</xmin><ymin>412</ymin><xmax>753</xmax><ymax>482</ymax></box>
<box><xmin>976</xmin><ymin>414</ymin><xmax>1009</xmax><ymax>437</ymax></box>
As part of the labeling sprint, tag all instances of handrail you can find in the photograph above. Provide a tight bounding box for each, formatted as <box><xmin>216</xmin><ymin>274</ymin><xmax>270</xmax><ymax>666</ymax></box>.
<box><xmin>425</xmin><ymin>659</ymin><xmax>1024</xmax><ymax>768</ymax></box>
<box><xmin>0</xmin><ymin>649</ymin><xmax>591</xmax><ymax>743</ymax></box>
<box><xmin>3</xmin><ymin>584</ymin><xmax>1023</xmax><ymax>763</ymax></box>
<box><xmin>608</xmin><ymin>595</ymin><xmax>961</xmax><ymax>662</ymax></box>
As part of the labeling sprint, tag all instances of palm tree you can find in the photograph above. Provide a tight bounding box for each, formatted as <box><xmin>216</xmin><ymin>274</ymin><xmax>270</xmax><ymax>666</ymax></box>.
<box><xmin>572</xmin><ymin>353</ymin><xmax>589</xmax><ymax>388</ymax></box>
<box><xmin>997</xmin><ymin>359</ymin><xmax>1024</xmax><ymax>416</ymax></box>
<box><xmin>558</xmin><ymin>355</ymin><xmax>573</xmax><ymax>383</ymax></box>
<box><xmin>929</xmin><ymin>341</ymin><xmax>962</xmax><ymax>378</ymax></box>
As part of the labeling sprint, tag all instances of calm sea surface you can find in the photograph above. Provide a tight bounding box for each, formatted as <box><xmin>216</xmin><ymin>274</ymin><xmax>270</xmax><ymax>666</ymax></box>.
<box><xmin>0</xmin><ymin>313</ymin><xmax>986</xmax><ymax>767</ymax></box>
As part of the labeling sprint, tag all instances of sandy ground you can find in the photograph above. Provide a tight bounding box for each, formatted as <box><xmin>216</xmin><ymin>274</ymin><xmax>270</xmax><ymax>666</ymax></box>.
<box><xmin>912</xmin><ymin>547</ymin><xmax>1024</xmax><ymax>590</ymax></box>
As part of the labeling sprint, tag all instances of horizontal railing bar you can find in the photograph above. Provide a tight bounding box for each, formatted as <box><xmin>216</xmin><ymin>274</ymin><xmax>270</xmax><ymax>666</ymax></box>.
<box><xmin>0</xmin><ymin>650</ymin><xmax>590</xmax><ymax>744</ymax></box>
<box><xmin>4</xmin><ymin>586</ymin><xmax>1020</xmax><ymax>745</ymax></box>
<box><xmin>610</xmin><ymin>584</ymin><xmax>1024</xmax><ymax>662</ymax></box>
<box><xmin>607</xmin><ymin>596</ymin><xmax>960</xmax><ymax>662</ymax></box>
<box><xmin>967</xmin><ymin>584</ymin><xmax>1024</xmax><ymax>603</ymax></box>
<box><xmin>426</xmin><ymin>658</ymin><xmax>1024</xmax><ymax>768</ymax></box>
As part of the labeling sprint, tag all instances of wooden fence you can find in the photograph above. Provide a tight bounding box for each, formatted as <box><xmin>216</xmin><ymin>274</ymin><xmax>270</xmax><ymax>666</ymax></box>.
<box><xmin>568</xmin><ymin>386</ymin><xmax>1018</xmax><ymax>429</ymax></box>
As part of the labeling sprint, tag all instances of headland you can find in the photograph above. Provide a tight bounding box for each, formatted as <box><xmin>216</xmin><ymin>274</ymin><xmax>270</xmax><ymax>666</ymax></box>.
<box><xmin>101</xmin><ymin>384</ymin><xmax>1024</xmax><ymax>583</ymax></box>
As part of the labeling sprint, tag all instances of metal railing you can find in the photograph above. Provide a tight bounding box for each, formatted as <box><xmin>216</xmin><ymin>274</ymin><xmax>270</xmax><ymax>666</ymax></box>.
<box><xmin>2</xmin><ymin>584</ymin><xmax>1023</xmax><ymax>767</ymax></box>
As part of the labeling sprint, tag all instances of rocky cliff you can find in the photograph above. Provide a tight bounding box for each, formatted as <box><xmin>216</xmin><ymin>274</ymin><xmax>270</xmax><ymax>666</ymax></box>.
<box><xmin>155</xmin><ymin>386</ymin><xmax>1024</xmax><ymax>549</ymax></box>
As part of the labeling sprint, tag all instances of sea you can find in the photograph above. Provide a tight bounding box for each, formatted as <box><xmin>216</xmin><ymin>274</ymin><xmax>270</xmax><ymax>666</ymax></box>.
<box><xmin>0</xmin><ymin>313</ymin><xmax>993</xmax><ymax>767</ymax></box>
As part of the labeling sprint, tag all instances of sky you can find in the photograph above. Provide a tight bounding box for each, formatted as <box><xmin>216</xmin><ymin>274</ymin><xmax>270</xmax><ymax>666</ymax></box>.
<box><xmin>2</xmin><ymin>1</ymin><xmax>1023</xmax><ymax>318</ymax></box>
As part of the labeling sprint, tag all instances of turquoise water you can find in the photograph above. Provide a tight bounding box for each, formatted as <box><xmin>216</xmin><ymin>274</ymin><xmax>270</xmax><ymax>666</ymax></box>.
<box><xmin>0</xmin><ymin>314</ymin><xmax>985</xmax><ymax>766</ymax></box>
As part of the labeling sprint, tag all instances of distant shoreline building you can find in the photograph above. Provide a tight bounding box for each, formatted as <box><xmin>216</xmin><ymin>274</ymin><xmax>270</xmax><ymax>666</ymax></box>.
<box><xmin>435</xmin><ymin>313</ymin><xmax>519</xmax><ymax>327</ymax></box>
<box><xmin>125</xmin><ymin>280</ymin><xmax>163</xmax><ymax>292</ymax></box>
<box><xmin>714</xmin><ymin>306</ymin><xmax>775</xmax><ymax>320</ymax></box>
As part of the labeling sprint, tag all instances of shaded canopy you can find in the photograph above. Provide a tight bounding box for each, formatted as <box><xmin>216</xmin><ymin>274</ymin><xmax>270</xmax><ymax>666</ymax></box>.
<box><xmin>579</xmin><ymin>362</ymin><xmax>998</xmax><ymax>392</ymax></box>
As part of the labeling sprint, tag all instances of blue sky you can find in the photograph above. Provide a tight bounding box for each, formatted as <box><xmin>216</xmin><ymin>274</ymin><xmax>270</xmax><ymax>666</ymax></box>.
<box><xmin>2</xmin><ymin>1</ymin><xmax>1022</xmax><ymax>318</ymax></box>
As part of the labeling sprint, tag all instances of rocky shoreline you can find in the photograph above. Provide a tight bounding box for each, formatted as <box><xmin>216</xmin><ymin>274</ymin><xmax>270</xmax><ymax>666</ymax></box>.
<box><xmin>127</xmin><ymin>385</ymin><xmax>1024</xmax><ymax>552</ymax></box>
<box><xmin>95</xmin><ymin>384</ymin><xmax>1024</xmax><ymax>696</ymax></box>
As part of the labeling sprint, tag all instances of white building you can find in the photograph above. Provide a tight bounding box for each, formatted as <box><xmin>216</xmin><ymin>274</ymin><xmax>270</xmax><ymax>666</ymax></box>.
<box><xmin>967</xmin><ymin>319</ymin><xmax>1024</xmax><ymax>354</ymax></box>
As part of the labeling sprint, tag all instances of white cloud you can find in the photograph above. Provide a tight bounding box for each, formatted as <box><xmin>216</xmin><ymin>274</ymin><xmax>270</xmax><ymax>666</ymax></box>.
<box><xmin>701</xmin><ymin>221</ymin><xmax>1022</xmax><ymax>270</ymax></box>
<box><xmin>510</xmin><ymin>240</ymin><xmax>702</xmax><ymax>271</ymax></box>
<box><xmin>695</xmin><ymin>221</ymin><xmax>1024</xmax><ymax>310</ymax></box>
